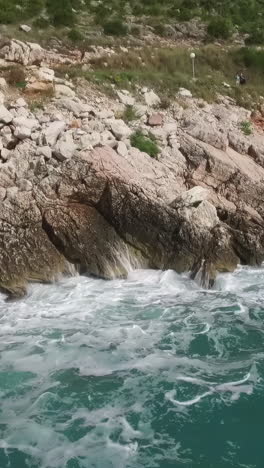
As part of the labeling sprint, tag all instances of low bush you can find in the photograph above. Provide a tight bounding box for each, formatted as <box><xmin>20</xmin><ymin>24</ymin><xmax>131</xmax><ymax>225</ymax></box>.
<box><xmin>207</xmin><ymin>17</ymin><xmax>233</xmax><ymax>40</ymax></box>
<box><xmin>153</xmin><ymin>24</ymin><xmax>166</xmax><ymax>37</ymax></box>
<box><xmin>33</xmin><ymin>17</ymin><xmax>50</xmax><ymax>29</ymax></box>
<box><xmin>103</xmin><ymin>20</ymin><xmax>128</xmax><ymax>37</ymax></box>
<box><xmin>130</xmin><ymin>130</ymin><xmax>159</xmax><ymax>158</ymax></box>
<box><xmin>6</xmin><ymin>67</ymin><xmax>26</xmax><ymax>87</ymax></box>
<box><xmin>47</xmin><ymin>0</ymin><xmax>75</xmax><ymax>26</ymax></box>
<box><xmin>240</xmin><ymin>120</ymin><xmax>252</xmax><ymax>135</ymax></box>
<box><xmin>122</xmin><ymin>105</ymin><xmax>138</xmax><ymax>122</ymax></box>
<box><xmin>246</xmin><ymin>29</ymin><xmax>264</xmax><ymax>46</ymax></box>
<box><xmin>68</xmin><ymin>28</ymin><xmax>84</xmax><ymax>42</ymax></box>
<box><xmin>0</xmin><ymin>1</ymin><xmax>18</xmax><ymax>24</ymax></box>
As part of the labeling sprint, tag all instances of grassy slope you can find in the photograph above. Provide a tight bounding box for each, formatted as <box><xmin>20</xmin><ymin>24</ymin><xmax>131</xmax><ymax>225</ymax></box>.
<box><xmin>0</xmin><ymin>0</ymin><xmax>264</xmax><ymax>43</ymax></box>
<box><xmin>0</xmin><ymin>1</ymin><xmax>263</xmax><ymax>108</ymax></box>
<box><xmin>57</xmin><ymin>46</ymin><xmax>264</xmax><ymax>108</ymax></box>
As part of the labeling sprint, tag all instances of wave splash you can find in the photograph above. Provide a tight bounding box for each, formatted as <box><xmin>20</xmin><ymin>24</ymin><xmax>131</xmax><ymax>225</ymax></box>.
<box><xmin>0</xmin><ymin>266</ymin><xmax>263</xmax><ymax>467</ymax></box>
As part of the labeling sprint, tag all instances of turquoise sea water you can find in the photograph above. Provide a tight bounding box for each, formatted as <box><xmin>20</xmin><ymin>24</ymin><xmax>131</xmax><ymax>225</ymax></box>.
<box><xmin>0</xmin><ymin>267</ymin><xmax>264</xmax><ymax>468</ymax></box>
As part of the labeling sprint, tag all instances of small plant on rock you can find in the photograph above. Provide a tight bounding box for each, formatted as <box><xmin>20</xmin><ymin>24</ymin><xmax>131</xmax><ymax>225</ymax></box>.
<box><xmin>6</xmin><ymin>67</ymin><xmax>26</xmax><ymax>88</ymax></box>
<box><xmin>130</xmin><ymin>130</ymin><xmax>159</xmax><ymax>159</ymax></box>
<box><xmin>240</xmin><ymin>120</ymin><xmax>252</xmax><ymax>135</ymax></box>
<box><xmin>122</xmin><ymin>105</ymin><xmax>138</xmax><ymax>123</ymax></box>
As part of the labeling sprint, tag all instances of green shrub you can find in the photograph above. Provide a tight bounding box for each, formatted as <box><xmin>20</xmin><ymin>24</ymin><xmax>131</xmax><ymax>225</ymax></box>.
<box><xmin>0</xmin><ymin>1</ymin><xmax>18</xmax><ymax>24</ymax></box>
<box><xmin>68</xmin><ymin>28</ymin><xmax>84</xmax><ymax>42</ymax></box>
<box><xmin>33</xmin><ymin>17</ymin><xmax>50</xmax><ymax>29</ymax></box>
<box><xmin>6</xmin><ymin>67</ymin><xmax>26</xmax><ymax>87</ymax></box>
<box><xmin>122</xmin><ymin>105</ymin><xmax>138</xmax><ymax>123</ymax></box>
<box><xmin>130</xmin><ymin>25</ymin><xmax>141</xmax><ymax>37</ymax></box>
<box><xmin>159</xmin><ymin>97</ymin><xmax>171</xmax><ymax>110</ymax></box>
<box><xmin>25</xmin><ymin>0</ymin><xmax>44</xmax><ymax>17</ymax></box>
<box><xmin>103</xmin><ymin>20</ymin><xmax>128</xmax><ymax>37</ymax></box>
<box><xmin>246</xmin><ymin>29</ymin><xmax>264</xmax><ymax>45</ymax></box>
<box><xmin>130</xmin><ymin>130</ymin><xmax>159</xmax><ymax>158</ymax></box>
<box><xmin>240</xmin><ymin>120</ymin><xmax>252</xmax><ymax>135</ymax></box>
<box><xmin>207</xmin><ymin>17</ymin><xmax>233</xmax><ymax>40</ymax></box>
<box><xmin>153</xmin><ymin>24</ymin><xmax>166</xmax><ymax>37</ymax></box>
<box><xmin>47</xmin><ymin>0</ymin><xmax>75</xmax><ymax>26</ymax></box>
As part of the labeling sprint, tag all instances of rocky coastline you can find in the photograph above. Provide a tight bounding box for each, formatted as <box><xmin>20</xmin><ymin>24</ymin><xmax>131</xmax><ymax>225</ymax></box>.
<box><xmin>0</xmin><ymin>39</ymin><xmax>264</xmax><ymax>299</ymax></box>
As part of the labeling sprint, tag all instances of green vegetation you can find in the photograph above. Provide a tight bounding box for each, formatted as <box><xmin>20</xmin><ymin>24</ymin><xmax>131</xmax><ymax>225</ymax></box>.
<box><xmin>240</xmin><ymin>120</ymin><xmax>252</xmax><ymax>135</ymax></box>
<box><xmin>130</xmin><ymin>131</ymin><xmax>159</xmax><ymax>158</ymax></box>
<box><xmin>0</xmin><ymin>0</ymin><xmax>263</xmax><ymax>45</ymax></box>
<box><xmin>68</xmin><ymin>28</ymin><xmax>84</xmax><ymax>43</ymax></box>
<box><xmin>207</xmin><ymin>17</ymin><xmax>233</xmax><ymax>40</ymax></box>
<box><xmin>6</xmin><ymin>66</ymin><xmax>26</xmax><ymax>88</ymax></box>
<box><xmin>46</xmin><ymin>0</ymin><xmax>75</xmax><ymax>26</ymax></box>
<box><xmin>122</xmin><ymin>105</ymin><xmax>138</xmax><ymax>123</ymax></box>
<box><xmin>65</xmin><ymin>46</ymin><xmax>264</xmax><ymax>107</ymax></box>
<box><xmin>103</xmin><ymin>20</ymin><xmax>128</xmax><ymax>37</ymax></box>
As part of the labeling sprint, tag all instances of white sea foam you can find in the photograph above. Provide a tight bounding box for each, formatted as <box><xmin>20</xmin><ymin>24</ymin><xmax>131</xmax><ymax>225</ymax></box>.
<box><xmin>0</xmin><ymin>266</ymin><xmax>263</xmax><ymax>467</ymax></box>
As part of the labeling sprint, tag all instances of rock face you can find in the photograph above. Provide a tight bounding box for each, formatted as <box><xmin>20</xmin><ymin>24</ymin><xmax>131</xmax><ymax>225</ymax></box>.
<box><xmin>0</xmin><ymin>40</ymin><xmax>44</xmax><ymax>66</ymax></box>
<box><xmin>0</xmin><ymin>65</ymin><xmax>264</xmax><ymax>298</ymax></box>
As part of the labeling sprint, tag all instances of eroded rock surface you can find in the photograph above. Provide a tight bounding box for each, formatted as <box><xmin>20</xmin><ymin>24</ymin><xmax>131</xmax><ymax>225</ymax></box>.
<box><xmin>0</xmin><ymin>69</ymin><xmax>264</xmax><ymax>298</ymax></box>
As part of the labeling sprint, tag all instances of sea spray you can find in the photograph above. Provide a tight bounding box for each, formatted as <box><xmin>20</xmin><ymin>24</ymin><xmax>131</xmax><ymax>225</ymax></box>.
<box><xmin>0</xmin><ymin>266</ymin><xmax>263</xmax><ymax>467</ymax></box>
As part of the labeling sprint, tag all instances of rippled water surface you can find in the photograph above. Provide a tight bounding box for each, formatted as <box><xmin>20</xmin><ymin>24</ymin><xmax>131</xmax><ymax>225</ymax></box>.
<box><xmin>0</xmin><ymin>267</ymin><xmax>264</xmax><ymax>468</ymax></box>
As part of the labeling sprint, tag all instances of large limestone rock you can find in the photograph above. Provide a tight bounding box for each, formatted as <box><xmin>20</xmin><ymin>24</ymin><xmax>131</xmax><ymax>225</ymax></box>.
<box><xmin>55</xmin><ymin>84</ymin><xmax>75</xmax><ymax>98</ymax></box>
<box><xmin>58</xmin><ymin>98</ymin><xmax>92</xmax><ymax>117</ymax></box>
<box><xmin>13</xmin><ymin>117</ymin><xmax>39</xmax><ymax>140</ymax></box>
<box><xmin>0</xmin><ymin>40</ymin><xmax>44</xmax><ymax>66</ymax></box>
<box><xmin>0</xmin><ymin>105</ymin><xmax>13</xmax><ymax>124</ymax></box>
<box><xmin>186</xmin><ymin>123</ymin><xmax>228</xmax><ymax>151</ymax></box>
<box><xmin>0</xmin><ymin>88</ymin><xmax>264</xmax><ymax>299</ymax></box>
<box><xmin>144</xmin><ymin>90</ymin><xmax>161</xmax><ymax>107</ymax></box>
<box><xmin>53</xmin><ymin>133</ymin><xmax>77</xmax><ymax>161</ymax></box>
<box><xmin>43</xmin><ymin>121</ymin><xmax>66</xmax><ymax>146</ymax></box>
<box><xmin>170</xmin><ymin>186</ymin><xmax>209</xmax><ymax>209</ymax></box>
<box><xmin>117</xmin><ymin>91</ymin><xmax>135</xmax><ymax>106</ymax></box>
<box><xmin>110</xmin><ymin>120</ymin><xmax>132</xmax><ymax>140</ymax></box>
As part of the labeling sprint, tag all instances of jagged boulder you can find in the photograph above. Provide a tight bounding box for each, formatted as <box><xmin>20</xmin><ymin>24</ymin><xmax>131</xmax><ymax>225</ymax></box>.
<box><xmin>0</xmin><ymin>40</ymin><xmax>44</xmax><ymax>66</ymax></box>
